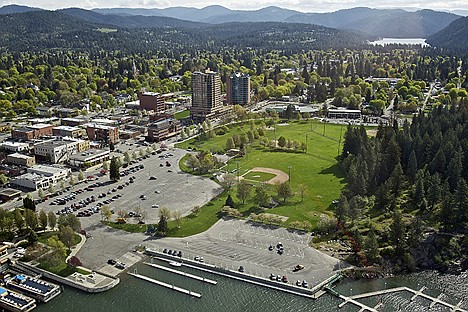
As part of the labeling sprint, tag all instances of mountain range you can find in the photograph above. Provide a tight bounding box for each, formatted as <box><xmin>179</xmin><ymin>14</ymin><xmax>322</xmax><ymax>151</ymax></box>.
<box><xmin>92</xmin><ymin>6</ymin><xmax>459</xmax><ymax>38</ymax></box>
<box><xmin>0</xmin><ymin>4</ymin><xmax>461</xmax><ymax>39</ymax></box>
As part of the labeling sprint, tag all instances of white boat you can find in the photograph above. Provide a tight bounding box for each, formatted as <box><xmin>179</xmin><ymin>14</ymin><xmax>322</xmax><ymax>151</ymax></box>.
<box><xmin>169</xmin><ymin>261</ymin><xmax>182</xmax><ymax>267</ymax></box>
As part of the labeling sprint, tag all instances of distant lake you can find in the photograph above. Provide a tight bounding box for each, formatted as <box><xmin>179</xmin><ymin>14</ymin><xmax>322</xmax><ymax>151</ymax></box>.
<box><xmin>369</xmin><ymin>38</ymin><xmax>429</xmax><ymax>46</ymax></box>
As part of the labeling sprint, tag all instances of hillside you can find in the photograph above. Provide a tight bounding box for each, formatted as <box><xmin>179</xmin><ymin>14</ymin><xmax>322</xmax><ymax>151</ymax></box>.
<box><xmin>93</xmin><ymin>6</ymin><xmax>459</xmax><ymax>38</ymax></box>
<box><xmin>60</xmin><ymin>8</ymin><xmax>203</xmax><ymax>28</ymax></box>
<box><xmin>0</xmin><ymin>10</ymin><xmax>370</xmax><ymax>52</ymax></box>
<box><xmin>0</xmin><ymin>4</ymin><xmax>41</xmax><ymax>14</ymax></box>
<box><xmin>426</xmin><ymin>16</ymin><xmax>468</xmax><ymax>52</ymax></box>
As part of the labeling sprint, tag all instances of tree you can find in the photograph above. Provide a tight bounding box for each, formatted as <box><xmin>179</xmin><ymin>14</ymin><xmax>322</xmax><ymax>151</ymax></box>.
<box><xmin>69</xmin><ymin>175</ymin><xmax>75</xmax><ymax>186</ymax></box>
<box><xmin>59</xmin><ymin>214</ymin><xmax>81</xmax><ymax>232</ymax></box>
<box><xmin>186</xmin><ymin>155</ymin><xmax>199</xmax><ymax>172</ymax></box>
<box><xmin>364</xmin><ymin>227</ymin><xmax>380</xmax><ymax>264</ymax></box>
<box><xmin>48</xmin><ymin>185</ymin><xmax>56</xmax><ymax>196</ymax></box>
<box><xmin>78</xmin><ymin>170</ymin><xmax>85</xmax><ymax>181</ymax></box>
<box><xmin>24</xmin><ymin>209</ymin><xmax>38</xmax><ymax>230</ymax></box>
<box><xmin>158</xmin><ymin>207</ymin><xmax>172</xmax><ymax>220</ymax></box>
<box><xmin>221</xmin><ymin>173</ymin><xmax>237</xmax><ymax>192</ymax></box>
<box><xmin>48</xmin><ymin>211</ymin><xmax>57</xmax><ymax>229</ymax></box>
<box><xmin>277</xmin><ymin>136</ymin><xmax>286</xmax><ymax>148</ymax></box>
<box><xmin>277</xmin><ymin>182</ymin><xmax>293</xmax><ymax>203</ymax></box>
<box><xmin>0</xmin><ymin>174</ymin><xmax>8</xmax><ymax>185</ymax></box>
<box><xmin>390</xmin><ymin>210</ymin><xmax>406</xmax><ymax>256</ymax></box>
<box><xmin>109</xmin><ymin>156</ymin><xmax>121</xmax><ymax>181</ymax></box>
<box><xmin>100</xmin><ymin>205</ymin><xmax>112</xmax><ymax>221</ymax></box>
<box><xmin>335</xmin><ymin>194</ymin><xmax>349</xmax><ymax>224</ymax></box>
<box><xmin>173</xmin><ymin>210</ymin><xmax>182</xmax><ymax>228</ymax></box>
<box><xmin>38</xmin><ymin>210</ymin><xmax>48</xmax><ymax>229</ymax></box>
<box><xmin>157</xmin><ymin>215</ymin><xmax>168</xmax><ymax>236</ymax></box>
<box><xmin>102</xmin><ymin>161</ymin><xmax>109</xmax><ymax>171</ymax></box>
<box><xmin>236</xmin><ymin>181</ymin><xmax>252</xmax><ymax>204</ymax></box>
<box><xmin>59</xmin><ymin>225</ymin><xmax>75</xmax><ymax>250</ymax></box>
<box><xmin>225</xmin><ymin>194</ymin><xmax>235</xmax><ymax>208</ymax></box>
<box><xmin>123</xmin><ymin>151</ymin><xmax>131</xmax><ymax>163</ymax></box>
<box><xmin>38</xmin><ymin>188</ymin><xmax>45</xmax><ymax>200</ymax></box>
<box><xmin>254</xmin><ymin>183</ymin><xmax>270</xmax><ymax>207</ymax></box>
<box><xmin>298</xmin><ymin>184</ymin><xmax>307</xmax><ymax>202</ymax></box>
<box><xmin>60</xmin><ymin>180</ymin><xmax>66</xmax><ymax>191</ymax></box>
<box><xmin>226</xmin><ymin>137</ymin><xmax>235</xmax><ymax>150</ymax></box>
<box><xmin>23</xmin><ymin>196</ymin><xmax>36</xmax><ymax>211</ymax></box>
<box><xmin>14</xmin><ymin>209</ymin><xmax>24</xmax><ymax>230</ymax></box>
<box><xmin>47</xmin><ymin>235</ymin><xmax>67</xmax><ymax>258</ymax></box>
<box><xmin>68</xmin><ymin>256</ymin><xmax>82</xmax><ymax>267</ymax></box>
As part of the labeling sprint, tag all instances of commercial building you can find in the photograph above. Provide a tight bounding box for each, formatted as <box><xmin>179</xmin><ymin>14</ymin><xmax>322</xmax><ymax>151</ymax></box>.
<box><xmin>6</xmin><ymin>275</ymin><xmax>61</xmax><ymax>303</ymax></box>
<box><xmin>52</xmin><ymin>126</ymin><xmax>83</xmax><ymax>138</ymax></box>
<box><xmin>11</xmin><ymin>164</ymin><xmax>71</xmax><ymax>190</ymax></box>
<box><xmin>86</xmin><ymin>124</ymin><xmax>119</xmax><ymax>144</ymax></box>
<box><xmin>0</xmin><ymin>188</ymin><xmax>22</xmax><ymax>202</ymax></box>
<box><xmin>147</xmin><ymin>118</ymin><xmax>181</xmax><ymax>142</ymax></box>
<box><xmin>0</xmin><ymin>141</ymin><xmax>30</xmax><ymax>153</ymax></box>
<box><xmin>327</xmin><ymin>109</ymin><xmax>362</xmax><ymax>119</ymax></box>
<box><xmin>226</xmin><ymin>73</ymin><xmax>251</xmax><ymax>105</ymax></box>
<box><xmin>190</xmin><ymin>70</ymin><xmax>223</xmax><ymax>122</ymax></box>
<box><xmin>11</xmin><ymin>124</ymin><xmax>54</xmax><ymax>140</ymax></box>
<box><xmin>7</xmin><ymin>153</ymin><xmax>36</xmax><ymax>167</ymax></box>
<box><xmin>34</xmin><ymin>138</ymin><xmax>89</xmax><ymax>164</ymax></box>
<box><xmin>139</xmin><ymin>92</ymin><xmax>166</xmax><ymax>112</ymax></box>
<box><xmin>61</xmin><ymin>118</ymin><xmax>88</xmax><ymax>127</ymax></box>
<box><xmin>69</xmin><ymin>149</ymin><xmax>110</xmax><ymax>168</ymax></box>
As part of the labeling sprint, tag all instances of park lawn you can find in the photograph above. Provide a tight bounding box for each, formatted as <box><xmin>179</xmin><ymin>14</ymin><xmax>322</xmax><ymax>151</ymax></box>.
<box><xmin>103</xmin><ymin>221</ymin><xmax>148</xmax><ymax>233</ymax></box>
<box><xmin>167</xmin><ymin>191</ymin><xmax>229</xmax><ymax>237</ymax></box>
<box><xmin>174</xmin><ymin>109</ymin><xmax>190</xmax><ymax>120</ymax></box>
<box><xmin>242</xmin><ymin>171</ymin><xmax>276</xmax><ymax>182</ymax></box>
<box><xmin>195</xmin><ymin>119</ymin><xmax>348</xmax><ymax>227</ymax></box>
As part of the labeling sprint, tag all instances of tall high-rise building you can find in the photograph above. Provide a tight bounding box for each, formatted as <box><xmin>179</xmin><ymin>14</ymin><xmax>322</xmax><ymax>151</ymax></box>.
<box><xmin>226</xmin><ymin>73</ymin><xmax>251</xmax><ymax>105</ymax></box>
<box><xmin>190</xmin><ymin>70</ymin><xmax>222</xmax><ymax>122</ymax></box>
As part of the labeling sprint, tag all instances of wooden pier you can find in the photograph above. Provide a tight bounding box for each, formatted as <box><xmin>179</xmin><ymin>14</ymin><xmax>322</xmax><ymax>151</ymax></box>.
<box><xmin>144</xmin><ymin>262</ymin><xmax>217</xmax><ymax>285</ymax></box>
<box><xmin>127</xmin><ymin>272</ymin><xmax>202</xmax><ymax>298</ymax></box>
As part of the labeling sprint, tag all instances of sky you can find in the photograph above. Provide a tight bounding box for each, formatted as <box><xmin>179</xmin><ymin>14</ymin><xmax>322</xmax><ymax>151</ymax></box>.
<box><xmin>1</xmin><ymin>0</ymin><xmax>468</xmax><ymax>14</ymax></box>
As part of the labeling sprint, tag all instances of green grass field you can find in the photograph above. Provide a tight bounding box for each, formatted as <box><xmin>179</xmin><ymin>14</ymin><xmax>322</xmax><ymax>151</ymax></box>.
<box><xmin>183</xmin><ymin>119</ymin><xmax>347</xmax><ymax>227</ymax></box>
<box><xmin>174</xmin><ymin>109</ymin><xmax>190</xmax><ymax>120</ymax></box>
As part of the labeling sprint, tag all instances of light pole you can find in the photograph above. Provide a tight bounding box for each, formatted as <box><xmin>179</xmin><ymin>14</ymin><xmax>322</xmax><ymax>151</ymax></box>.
<box><xmin>305</xmin><ymin>132</ymin><xmax>308</xmax><ymax>153</ymax></box>
<box><xmin>236</xmin><ymin>161</ymin><xmax>240</xmax><ymax>182</ymax></box>
<box><xmin>288</xmin><ymin>166</ymin><xmax>292</xmax><ymax>185</ymax></box>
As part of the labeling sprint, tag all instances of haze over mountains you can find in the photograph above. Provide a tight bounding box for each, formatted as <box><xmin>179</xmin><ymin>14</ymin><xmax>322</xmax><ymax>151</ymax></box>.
<box><xmin>92</xmin><ymin>6</ymin><xmax>460</xmax><ymax>38</ymax></box>
<box><xmin>0</xmin><ymin>4</ymin><xmax>461</xmax><ymax>39</ymax></box>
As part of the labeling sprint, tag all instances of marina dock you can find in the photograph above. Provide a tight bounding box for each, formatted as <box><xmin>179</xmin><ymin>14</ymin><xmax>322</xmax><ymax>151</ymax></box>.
<box><xmin>144</xmin><ymin>262</ymin><xmax>217</xmax><ymax>285</ymax></box>
<box><xmin>327</xmin><ymin>285</ymin><xmax>467</xmax><ymax>312</ymax></box>
<box><xmin>127</xmin><ymin>272</ymin><xmax>202</xmax><ymax>298</ymax></box>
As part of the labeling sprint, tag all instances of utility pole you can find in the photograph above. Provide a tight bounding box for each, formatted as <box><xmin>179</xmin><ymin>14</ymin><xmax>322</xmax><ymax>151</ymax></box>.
<box><xmin>337</xmin><ymin>124</ymin><xmax>343</xmax><ymax>156</ymax></box>
<box><xmin>305</xmin><ymin>132</ymin><xmax>308</xmax><ymax>153</ymax></box>
<box><xmin>288</xmin><ymin>166</ymin><xmax>292</xmax><ymax>185</ymax></box>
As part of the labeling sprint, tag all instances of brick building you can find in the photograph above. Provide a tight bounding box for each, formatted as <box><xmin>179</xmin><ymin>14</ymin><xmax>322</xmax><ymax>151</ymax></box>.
<box><xmin>147</xmin><ymin>118</ymin><xmax>181</xmax><ymax>142</ymax></box>
<box><xmin>139</xmin><ymin>92</ymin><xmax>166</xmax><ymax>112</ymax></box>
<box><xmin>11</xmin><ymin>124</ymin><xmax>54</xmax><ymax>140</ymax></box>
<box><xmin>86</xmin><ymin>124</ymin><xmax>119</xmax><ymax>144</ymax></box>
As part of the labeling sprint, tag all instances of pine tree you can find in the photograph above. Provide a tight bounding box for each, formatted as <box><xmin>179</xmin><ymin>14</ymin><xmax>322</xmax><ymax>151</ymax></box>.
<box><xmin>109</xmin><ymin>156</ymin><xmax>121</xmax><ymax>181</ymax></box>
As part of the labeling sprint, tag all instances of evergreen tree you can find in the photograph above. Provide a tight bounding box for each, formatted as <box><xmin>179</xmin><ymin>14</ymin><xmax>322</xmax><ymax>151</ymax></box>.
<box><xmin>364</xmin><ymin>227</ymin><xmax>380</xmax><ymax>264</ymax></box>
<box><xmin>109</xmin><ymin>156</ymin><xmax>121</xmax><ymax>181</ymax></box>
<box><xmin>157</xmin><ymin>215</ymin><xmax>168</xmax><ymax>236</ymax></box>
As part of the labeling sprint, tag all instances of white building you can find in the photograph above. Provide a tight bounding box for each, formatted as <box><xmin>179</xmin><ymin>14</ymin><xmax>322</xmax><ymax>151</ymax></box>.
<box><xmin>69</xmin><ymin>149</ymin><xmax>110</xmax><ymax>168</ymax></box>
<box><xmin>0</xmin><ymin>141</ymin><xmax>30</xmax><ymax>153</ymax></box>
<box><xmin>34</xmin><ymin>139</ymin><xmax>80</xmax><ymax>164</ymax></box>
<box><xmin>11</xmin><ymin>165</ymin><xmax>70</xmax><ymax>190</ymax></box>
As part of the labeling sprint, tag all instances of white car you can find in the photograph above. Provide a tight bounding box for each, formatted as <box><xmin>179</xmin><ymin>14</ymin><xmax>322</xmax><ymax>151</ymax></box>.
<box><xmin>151</xmin><ymin>204</ymin><xmax>159</xmax><ymax>208</ymax></box>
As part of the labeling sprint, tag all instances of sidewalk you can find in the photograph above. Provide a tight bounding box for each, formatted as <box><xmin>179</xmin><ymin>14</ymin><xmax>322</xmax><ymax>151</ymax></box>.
<box><xmin>66</xmin><ymin>233</ymin><xmax>87</xmax><ymax>262</ymax></box>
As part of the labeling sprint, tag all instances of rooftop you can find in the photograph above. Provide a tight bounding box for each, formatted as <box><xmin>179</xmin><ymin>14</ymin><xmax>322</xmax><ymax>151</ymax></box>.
<box><xmin>85</xmin><ymin>123</ymin><xmax>118</xmax><ymax>130</ymax></box>
<box><xmin>28</xmin><ymin>123</ymin><xmax>53</xmax><ymax>130</ymax></box>
<box><xmin>28</xmin><ymin>164</ymin><xmax>69</xmax><ymax>175</ymax></box>
<box><xmin>7</xmin><ymin>153</ymin><xmax>34</xmax><ymax>160</ymax></box>
<box><xmin>53</xmin><ymin>125</ymin><xmax>80</xmax><ymax>131</ymax></box>
<box><xmin>69</xmin><ymin>149</ymin><xmax>110</xmax><ymax>162</ymax></box>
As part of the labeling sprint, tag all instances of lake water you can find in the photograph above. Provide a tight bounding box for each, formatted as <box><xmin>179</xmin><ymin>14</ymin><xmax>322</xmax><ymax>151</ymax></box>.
<box><xmin>34</xmin><ymin>259</ymin><xmax>468</xmax><ymax>312</ymax></box>
<box><xmin>370</xmin><ymin>38</ymin><xmax>429</xmax><ymax>46</ymax></box>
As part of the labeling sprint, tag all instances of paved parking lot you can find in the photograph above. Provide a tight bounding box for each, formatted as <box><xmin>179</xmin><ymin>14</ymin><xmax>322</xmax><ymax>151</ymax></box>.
<box><xmin>148</xmin><ymin>218</ymin><xmax>347</xmax><ymax>287</ymax></box>
<box><xmin>34</xmin><ymin>148</ymin><xmax>222</xmax><ymax>226</ymax></box>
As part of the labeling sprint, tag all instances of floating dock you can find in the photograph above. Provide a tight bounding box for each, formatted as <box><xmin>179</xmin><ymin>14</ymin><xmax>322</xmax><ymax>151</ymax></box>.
<box><xmin>6</xmin><ymin>274</ymin><xmax>62</xmax><ymax>302</ymax></box>
<box><xmin>127</xmin><ymin>272</ymin><xmax>201</xmax><ymax>298</ymax></box>
<box><xmin>326</xmin><ymin>285</ymin><xmax>467</xmax><ymax>312</ymax></box>
<box><xmin>144</xmin><ymin>262</ymin><xmax>217</xmax><ymax>285</ymax></box>
<box><xmin>0</xmin><ymin>287</ymin><xmax>36</xmax><ymax>312</ymax></box>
